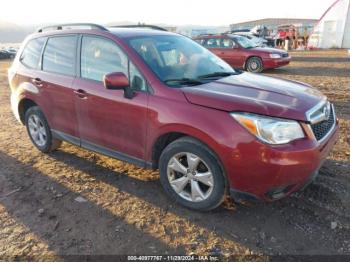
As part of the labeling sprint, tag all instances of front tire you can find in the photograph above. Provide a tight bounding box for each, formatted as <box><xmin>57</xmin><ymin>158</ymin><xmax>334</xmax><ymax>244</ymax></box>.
<box><xmin>159</xmin><ymin>137</ymin><xmax>226</xmax><ymax>211</ymax></box>
<box><xmin>246</xmin><ymin>57</ymin><xmax>263</xmax><ymax>73</ymax></box>
<box><xmin>25</xmin><ymin>106</ymin><xmax>61</xmax><ymax>153</ymax></box>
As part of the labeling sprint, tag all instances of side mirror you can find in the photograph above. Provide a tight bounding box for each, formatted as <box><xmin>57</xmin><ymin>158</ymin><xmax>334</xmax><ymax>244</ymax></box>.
<box><xmin>104</xmin><ymin>72</ymin><xmax>134</xmax><ymax>99</ymax></box>
<box><xmin>104</xmin><ymin>72</ymin><xmax>129</xmax><ymax>90</ymax></box>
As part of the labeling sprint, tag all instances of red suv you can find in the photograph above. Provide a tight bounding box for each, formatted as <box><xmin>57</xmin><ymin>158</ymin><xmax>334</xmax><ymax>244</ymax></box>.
<box><xmin>194</xmin><ymin>34</ymin><xmax>291</xmax><ymax>72</ymax></box>
<box><xmin>8</xmin><ymin>24</ymin><xmax>338</xmax><ymax>211</ymax></box>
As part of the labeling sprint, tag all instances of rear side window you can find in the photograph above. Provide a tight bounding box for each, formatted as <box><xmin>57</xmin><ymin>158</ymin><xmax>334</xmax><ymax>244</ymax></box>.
<box><xmin>43</xmin><ymin>36</ymin><xmax>77</xmax><ymax>76</ymax></box>
<box><xmin>20</xmin><ymin>37</ymin><xmax>46</xmax><ymax>69</ymax></box>
<box><xmin>204</xmin><ymin>38</ymin><xmax>221</xmax><ymax>48</ymax></box>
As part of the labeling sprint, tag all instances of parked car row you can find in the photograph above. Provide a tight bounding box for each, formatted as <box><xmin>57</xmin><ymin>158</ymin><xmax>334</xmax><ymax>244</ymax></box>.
<box><xmin>0</xmin><ymin>48</ymin><xmax>18</xmax><ymax>59</ymax></box>
<box><xmin>194</xmin><ymin>33</ymin><xmax>290</xmax><ymax>72</ymax></box>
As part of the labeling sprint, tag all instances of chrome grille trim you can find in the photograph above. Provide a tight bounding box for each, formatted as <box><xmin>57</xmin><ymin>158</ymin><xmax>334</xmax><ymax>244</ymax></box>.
<box><xmin>305</xmin><ymin>99</ymin><xmax>329</xmax><ymax>124</ymax></box>
<box><xmin>307</xmin><ymin>104</ymin><xmax>336</xmax><ymax>143</ymax></box>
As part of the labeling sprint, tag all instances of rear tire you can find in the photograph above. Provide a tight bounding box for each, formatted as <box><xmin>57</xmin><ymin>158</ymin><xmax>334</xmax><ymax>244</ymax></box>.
<box><xmin>246</xmin><ymin>57</ymin><xmax>263</xmax><ymax>73</ymax></box>
<box><xmin>25</xmin><ymin>106</ymin><xmax>61</xmax><ymax>153</ymax></box>
<box><xmin>159</xmin><ymin>137</ymin><xmax>226</xmax><ymax>211</ymax></box>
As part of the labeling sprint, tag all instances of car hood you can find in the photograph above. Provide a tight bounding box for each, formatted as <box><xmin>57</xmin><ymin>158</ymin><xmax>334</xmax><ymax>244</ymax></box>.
<box><xmin>252</xmin><ymin>47</ymin><xmax>288</xmax><ymax>54</ymax></box>
<box><xmin>182</xmin><ymin>73</ymin><xmax>326</xmax><ymax>122</ymax></box>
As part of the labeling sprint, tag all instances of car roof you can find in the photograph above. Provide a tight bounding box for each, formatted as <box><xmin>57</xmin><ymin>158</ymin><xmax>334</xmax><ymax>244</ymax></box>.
<box><xmin>234</xmin><ymin>32</ymin><xmax>253</xmax><ymax>36</ymax></box>
<box><xmin>195</xmin><ymin>34</ymin><xmax>245</xmax><ymax>40</ymax></box>
<box><xmin>194</xmin><ymin>34</ymin><xmax>227</xmax><ymax>39</ymax></box>
<box><xmin>107</xmin><ymin>27</ymin><xmax>177</xmax><ymax>38</ymax></box>
<box><xmin>29</xmin><ymin>26</ymin><xmax>178</xmax><ymax>41</ymax></box>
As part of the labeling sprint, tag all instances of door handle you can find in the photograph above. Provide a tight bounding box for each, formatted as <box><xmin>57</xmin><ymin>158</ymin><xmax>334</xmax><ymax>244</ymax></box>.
<box><xmin>74</xmin><ymin>89</ymin><xmax>88</xmax><ymax>99</ymax></box>
<box><xmin>32</xmin><ymin>77</ymin><xmax>43</xmax><ymax>86</ymax></box>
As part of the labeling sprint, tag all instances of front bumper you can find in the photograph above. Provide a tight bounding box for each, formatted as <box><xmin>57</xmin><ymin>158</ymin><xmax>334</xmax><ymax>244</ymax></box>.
<box><xmin>264</xmin><ymin>57</ymin><xmax>291</xmax><ymax>69</ymax></box>
<box><xmin>227</xmin><ymin>120</ymin><xmax>339</xmax><ymax>202</ymax></box>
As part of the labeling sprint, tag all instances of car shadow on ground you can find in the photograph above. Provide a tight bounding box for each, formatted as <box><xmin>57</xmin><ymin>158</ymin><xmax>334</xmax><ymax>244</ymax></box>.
<box><xmin>0</xmin><ymin>151</ymin><xmax>185</xmax><ymax>255</ymax></box>
<box><xmin>45</xmin><ymin>146</ymin><xmax>350</xmax><ymax>255</ymax></box>
<box><xmin>291</xmin><ymin>57</ymin><xmax>350</xmax><ymax>63</ymax></box>
<box><xmin>265</xmin><ymin>67</ymin><xmax>350</xmax><ymax>77</ymax></box>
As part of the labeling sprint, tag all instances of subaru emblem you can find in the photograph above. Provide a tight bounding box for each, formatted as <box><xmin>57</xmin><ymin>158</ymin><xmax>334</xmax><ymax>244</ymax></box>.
<box><xmin>323</xmin><ymin>103</ymin><xmax>331</xmax><ymax>120</ymax></box>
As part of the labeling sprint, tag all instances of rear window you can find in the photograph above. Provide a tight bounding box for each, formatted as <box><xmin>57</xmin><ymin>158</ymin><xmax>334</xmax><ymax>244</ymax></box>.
<box><xmin>43</xmin><ymin>36</ymin><xmax>77</xmax><ymax>76</ymax></box>
<box><xmin>20</xmin><ymin>37</ymin><xmax>46</xmax><ymax>69</ymax></box>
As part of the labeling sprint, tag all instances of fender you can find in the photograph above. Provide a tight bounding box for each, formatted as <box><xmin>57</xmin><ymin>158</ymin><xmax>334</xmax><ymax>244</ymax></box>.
<box><xmin>11</xmin><ymin>81</ymin><xmax>41</xmax><ymax>124</ymax></box>
<box><xmin>147</xmin><ymin>123</ymin><xmax>227</xmax><ymax>170</ymax></box>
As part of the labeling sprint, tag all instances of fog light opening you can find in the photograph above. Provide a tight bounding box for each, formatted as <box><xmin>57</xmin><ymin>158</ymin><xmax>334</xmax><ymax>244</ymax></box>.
<box><xmin>266</xmin><ymin>185</ymin><xmax>295</xmax><ymax>200</ymax></box>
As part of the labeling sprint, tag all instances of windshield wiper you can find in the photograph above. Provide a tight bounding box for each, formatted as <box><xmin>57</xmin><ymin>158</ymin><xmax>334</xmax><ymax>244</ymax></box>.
<box><xmin>197</xmin><ymin>72</ymin><xmax>237</xmax><ymax>79</ymax></box>
<box><xmin>164</xmin><ymin>78</ymin><xmax>204</xmax><ymax>86</ymax></box>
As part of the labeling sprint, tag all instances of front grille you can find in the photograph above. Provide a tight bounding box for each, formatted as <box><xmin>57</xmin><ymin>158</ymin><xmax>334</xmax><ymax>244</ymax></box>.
<box><xmin>282</xmin><ymin>53</ymin><xmax>289</xmax><ymax>58</ymax></box>
<box><xmin>310</xmin><ymin>106</ymin><xmax>335</xmax><ymax>141</ymax></box>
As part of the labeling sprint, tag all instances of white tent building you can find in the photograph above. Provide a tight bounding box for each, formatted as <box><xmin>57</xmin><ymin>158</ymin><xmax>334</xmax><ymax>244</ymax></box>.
<box><xmin>308</xmin><ymin>0</ymin><xmax>350</xmax><ymax>48</ymax></box>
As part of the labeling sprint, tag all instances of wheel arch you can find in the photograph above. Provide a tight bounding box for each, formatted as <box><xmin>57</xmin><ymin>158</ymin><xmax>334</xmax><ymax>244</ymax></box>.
<box><xmin>150</xmin><ymin>126</ymin><xmax>229</xmax><ymax>191</ymax></box>
<box><xmin>153</xmin><ymin>130</ymin><xmax>231</xmax><ymax>197</ymax></box>
<box><xmin>244</xmin><ymin>55</ymin><xmax>263</xmax><ymax>70</ymax></box>
<box><xmin>18</xmin><ymin>98</ymin><xmax>38</xmax><ymax>125</ymax></box>
<box><xmin>151</xmin><ymin>125</ymin><xmax>225</xmax><ymax>166</ymax></box>
<box><xmin>151</xmin><ymin>131</ymin><xmax>187</xmax><ymax>169</ymax></box>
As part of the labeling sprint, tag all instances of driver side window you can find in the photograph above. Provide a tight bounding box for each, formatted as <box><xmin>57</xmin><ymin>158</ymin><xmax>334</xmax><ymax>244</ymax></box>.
<box><xmin>221</xmin><ymin>39</ymin><xmax>235</xmax><ymax>48</ymax></box>
<box><xmin>81</xmin><ymin>35</ymin><xmax>147</xmax><ymax>92</ymax></box>
<box><xmin>81</xmin><ymin>36</ymin><xmax>128</xmax><ymax>82</ymax></box>
<box><xmin>204</xmin><ymin>38</ymin><xmax>221</xmax><ymax>48</ymax></box>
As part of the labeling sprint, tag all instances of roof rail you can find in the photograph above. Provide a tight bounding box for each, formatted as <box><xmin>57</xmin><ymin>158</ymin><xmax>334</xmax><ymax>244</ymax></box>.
<box><xmin>111</xmin><ymin>24</ymin><xmax>167</xmax><ymax>31</ymax></box>
<box><xmin>37</xmin><ymin>23</ymin><xmax>108</xmax><ymax>33</ymax></box>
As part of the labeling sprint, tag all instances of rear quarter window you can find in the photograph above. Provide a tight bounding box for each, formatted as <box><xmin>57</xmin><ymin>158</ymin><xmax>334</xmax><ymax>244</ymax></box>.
<box><xmin>42</xmin><ymin>35</ymin><xmax>77</xmax><ymax>76</ymax></box>
<box><xmin>20</xmin><ymin>37</ymin><xmax>46</xmax><ymax>69</ymax></box>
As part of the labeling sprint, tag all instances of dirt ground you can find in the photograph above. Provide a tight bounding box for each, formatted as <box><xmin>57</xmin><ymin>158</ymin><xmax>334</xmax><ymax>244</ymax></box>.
<box><xmin>0</xmin><ymin>49</ymin><xmax>349</xmax><ymax>258</ymax></box>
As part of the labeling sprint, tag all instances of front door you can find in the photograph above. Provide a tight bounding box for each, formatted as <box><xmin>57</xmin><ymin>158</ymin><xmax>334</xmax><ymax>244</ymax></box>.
<box><xmin>205</xmin><ymin>38</ymin><xmax>242</xmax><ymax>68</ymax></box>
<box><xmin>216</xmin><ymin>38</ymin><xmax>242</xmax><ymax>67</ymax></box>
<box><xmin>73</xmin><ymin>35</ymin><xmax>149</xmax><ymax>161</ymax></box>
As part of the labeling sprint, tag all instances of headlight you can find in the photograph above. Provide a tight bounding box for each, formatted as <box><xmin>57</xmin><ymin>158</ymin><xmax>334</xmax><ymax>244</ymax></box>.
<box><xmin>231</xmin><ymin>113</ymin><xmax>305</xmax><ymax>144</ymax></box>
<box><xmin>269</xmin><ymin>53</ymin><xmax>281</xmax><ymax>59</ymax></box>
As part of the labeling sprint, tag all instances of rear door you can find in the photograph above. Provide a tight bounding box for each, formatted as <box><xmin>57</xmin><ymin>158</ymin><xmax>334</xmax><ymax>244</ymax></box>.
<box><xmin>38</xmin><ymin>35</ymin><xmax>80</xmax><ymax>140</ymax></box>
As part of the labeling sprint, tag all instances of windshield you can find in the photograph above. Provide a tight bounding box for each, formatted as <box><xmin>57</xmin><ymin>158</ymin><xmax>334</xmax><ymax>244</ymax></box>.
<box><xmin>127</xmin><ymin>35</ymin><xmax>235</xmax><ymax>87</ymax></box>
<box><xmin>234</xmin><ymin>36</ymin><xmax>258</xmax><ymax>49</ymax></box>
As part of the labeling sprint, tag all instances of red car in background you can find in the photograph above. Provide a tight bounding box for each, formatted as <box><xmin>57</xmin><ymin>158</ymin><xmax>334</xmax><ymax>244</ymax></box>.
<box><xmin>194</xmin><ymin>34</ymin><xmax>291</xmax><ymax>72</ymax></box>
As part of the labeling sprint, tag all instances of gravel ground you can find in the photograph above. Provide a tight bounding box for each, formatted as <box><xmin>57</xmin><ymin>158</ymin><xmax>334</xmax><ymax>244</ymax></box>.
<box><xmin>0</xmin><ymin>49</ymin><xmax>349</xmax><ymax>258</ymax></box>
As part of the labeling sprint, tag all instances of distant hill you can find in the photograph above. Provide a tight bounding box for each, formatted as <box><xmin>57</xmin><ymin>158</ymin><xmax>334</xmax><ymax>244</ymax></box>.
<box><xmin>0</xmin><ymin>21</ymin><xmax>34</xmax><ymax>43</ymax></box>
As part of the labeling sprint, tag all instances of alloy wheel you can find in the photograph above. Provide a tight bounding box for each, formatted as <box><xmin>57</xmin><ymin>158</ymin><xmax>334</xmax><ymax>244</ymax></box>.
<box><xmin>28</xmin><ymin>114</ymin><xmax>47</xmax><ymax>147</ymax></box>
<box><xmin>167</xmin><ymin>152</ymin><xmax>214</xmax><ymax>202</ymax></box>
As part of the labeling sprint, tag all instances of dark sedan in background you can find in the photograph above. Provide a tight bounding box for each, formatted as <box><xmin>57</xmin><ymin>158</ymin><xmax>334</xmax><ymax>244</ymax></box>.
<box><xmin>0</xmin><ymin>49</ymin><xmax>17</xmax><ymax>59</ymax></box>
